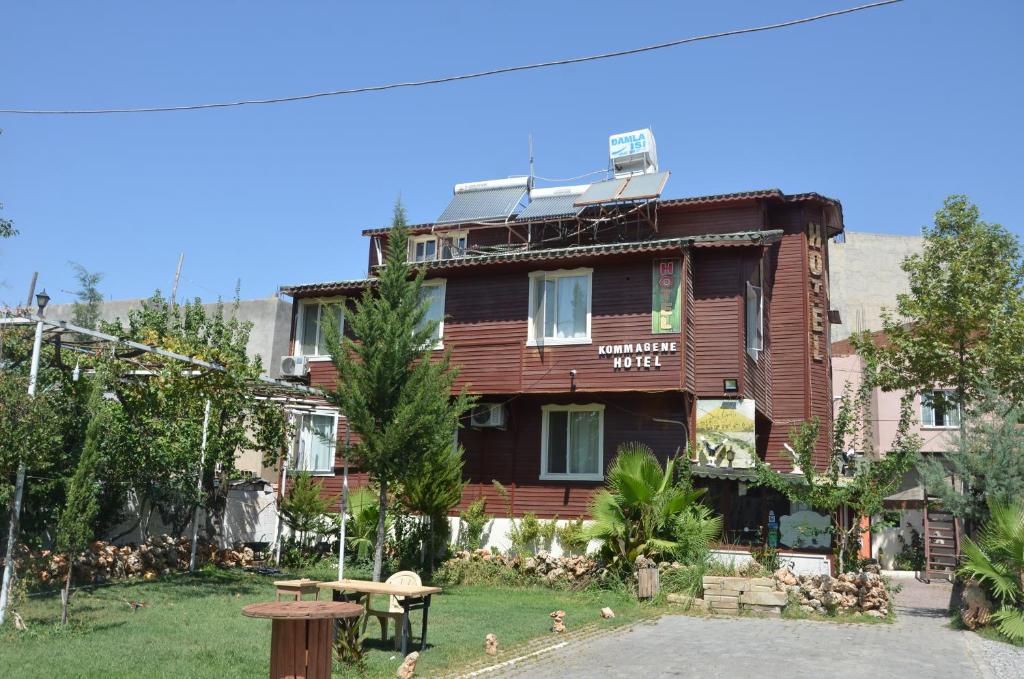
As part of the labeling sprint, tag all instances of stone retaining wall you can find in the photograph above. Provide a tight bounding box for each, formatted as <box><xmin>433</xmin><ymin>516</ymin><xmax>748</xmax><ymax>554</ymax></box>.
<box><xmin>701</xmin><ymin>576</ymin><xmax>788</xmax><ymax>616</ymax></box>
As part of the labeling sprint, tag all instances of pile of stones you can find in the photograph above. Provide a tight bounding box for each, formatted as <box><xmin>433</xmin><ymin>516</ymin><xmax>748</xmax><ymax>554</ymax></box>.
<box><xmin>447</xmin><ymin>549</ymin><xmax>599</xmax><ymax>585</ymax></box>
<box><xmin>774</xmin><ymin>563</ymin><xmax>891</xmax><ymax>617</ymax></box>
<box><xmin>10</xmin><ymin>535</ymin><xmax>256</xmax><ymax>586</ymax></box>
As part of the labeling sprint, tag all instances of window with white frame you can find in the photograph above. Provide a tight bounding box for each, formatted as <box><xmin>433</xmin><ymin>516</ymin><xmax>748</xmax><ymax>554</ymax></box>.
<box><xmin>410</xmin><ymin>236</ymin><xmax>437</xmax><ymax>263</ymax></box>
<box><xmin>409</xmin><ymin>232</ymin><xmax>468</xmax><ymax>262</ymax></box>
<box><xmin>746</xmin><ymin>281</ymin><xmax>764</xmax><ymax>361</ymax></box>
<box><xmin>416</xmin><ymin>280</ymin><xmax>446</xmax><ymax>348</ymax></box>
<box><xmin>294</xmin><ymin>412</ymin><xmax>337</xmax><ymax>474</ymax></box>
<box><xmin>528</xmin><ymin>268</ymin><xmax>592</xmax><ymax>346</ymax></box>
<box><xmin>296</xmin><ymin>299</ymin><xmax>344</xmax><ymax>358</ymax></box>
<box><xmin>921</xmin><ymin>389</ymin><xmax>960</xmax><ymax>428</ymax></box>
<box><xmin>540</xmin><ymin>404</ymin><xmax>604</xmax><ymax>481</ymax></box>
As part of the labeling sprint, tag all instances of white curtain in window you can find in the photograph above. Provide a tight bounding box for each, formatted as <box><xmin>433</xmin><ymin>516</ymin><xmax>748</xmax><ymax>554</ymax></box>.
<box><xmin>417</xmin><ymin>284</ymin><xmax>444</xmax><ymax>341</ymax></box>
<box><xmin>302</xmin><ymin>414</ymin><xmax>335</xmax><ymax>472</ymax></box>
<box><xmin>921</xmin><ymin>394</ymin><xmax>935</xmax><ymax>427</ymax></box>
<box><xmin>568</xmin><ymin>410</ymin><xmax>600</xmax><ymax>474</ymax></box>
<box><xmin>555</xmin><ymin>275</ymin><xmax>588</xmax><ymax>339</ymax></box>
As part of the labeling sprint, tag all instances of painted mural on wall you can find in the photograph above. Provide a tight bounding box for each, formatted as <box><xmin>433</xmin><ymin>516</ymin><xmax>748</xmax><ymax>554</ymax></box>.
<box><xmin>779</xmin><ymin>509</ymin><xmax>832</xmax><ymax>549</ymax></box>
<box><xmin>695</xmin><ymin>399</ymin><xmax>756</xmax><ymax>468</ymax></box>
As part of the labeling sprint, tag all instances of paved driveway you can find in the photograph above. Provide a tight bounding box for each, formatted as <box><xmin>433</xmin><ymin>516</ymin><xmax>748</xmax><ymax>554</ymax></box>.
<box><xmin>493</xmin><ymin>578</ymin><xmax>1021</xmax><ymax>679</ymax></box>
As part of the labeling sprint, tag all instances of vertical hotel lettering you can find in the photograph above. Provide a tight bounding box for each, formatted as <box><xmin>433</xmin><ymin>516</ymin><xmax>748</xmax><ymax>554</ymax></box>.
<box><xmin>652</xmin><ymin>258</ymin><xmax>681</xmax><ymax>334</ymax></box>
<box><xmin>807</xmin><ymin>222</ymin><xmax>825</xmax><ymax>361</ymax></box>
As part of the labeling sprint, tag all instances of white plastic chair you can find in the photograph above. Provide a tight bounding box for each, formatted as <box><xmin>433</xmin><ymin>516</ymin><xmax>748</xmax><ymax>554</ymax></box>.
<box><xmin>364</xmin><ymin>570</ymin><xmax>422</xmax><ymax>649</ymax></box>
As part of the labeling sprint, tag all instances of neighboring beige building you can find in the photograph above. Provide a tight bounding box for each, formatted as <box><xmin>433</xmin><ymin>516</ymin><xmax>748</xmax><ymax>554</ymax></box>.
<box><xmin>829</xmin><ymin>231</ymin><xmax>924</xmax><ymax>342</ymax></box>
<box><xmin>46</xmin><ymin>294</ymin><xmax>293</xmax><ymax>378</ymax></box>
<box><xmin>832</xmin><ymin>332</ymin><xmax>958</xmax><ymax>572</ymax></box>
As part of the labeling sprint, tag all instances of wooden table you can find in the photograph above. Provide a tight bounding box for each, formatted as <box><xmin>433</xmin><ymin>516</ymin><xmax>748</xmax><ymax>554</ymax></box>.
<box><xmin>318</xmin><ymin>580</ymin><xmax>442</xmax><ymax>656</ymax></box>
<box><xmin>274</xmin><ymin>578</ymin><xmax>321</xmax><ymax>601</ymax></box>
<box><xmin>242</xmin><ymin>600</ymin><xmax>363</xmax><ymax>679</ymax></box>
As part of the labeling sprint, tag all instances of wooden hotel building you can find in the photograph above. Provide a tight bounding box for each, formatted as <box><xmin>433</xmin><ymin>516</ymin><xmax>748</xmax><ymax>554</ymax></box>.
<box><xmin>280</xmin><ymin>136</ymin><xmax>843</xmax><ymax>557</ymax></box>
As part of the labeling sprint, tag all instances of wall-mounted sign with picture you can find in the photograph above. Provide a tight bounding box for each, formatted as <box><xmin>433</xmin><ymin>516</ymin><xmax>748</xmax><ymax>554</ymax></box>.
<box><xmin>779</xmin><ymin>509</ymin><xmax>832</xmax><ymax>549</ymax></box>
<box><xmin>695</xmin><ymin>399</ymin><xmax>756</xmax><ymax>469</ymax></box>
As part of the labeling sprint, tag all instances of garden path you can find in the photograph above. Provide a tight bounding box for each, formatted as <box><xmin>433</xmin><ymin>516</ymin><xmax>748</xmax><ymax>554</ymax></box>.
<box><xmin>492</xmin><ymin>577</ymin><xmax>1020</xmax><ymax>678</ymax></box>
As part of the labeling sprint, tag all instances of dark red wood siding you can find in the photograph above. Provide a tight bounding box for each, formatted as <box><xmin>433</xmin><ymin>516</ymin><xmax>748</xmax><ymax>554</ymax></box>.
<box><xmin>457</xmin><ymin>392</ymin><xmax>688</xmax><ymax>518</ymax></box>
<box><xmin>442</xmin><ymin>259</ymin><xmax>685</xmax><ymax>395</ymax></box>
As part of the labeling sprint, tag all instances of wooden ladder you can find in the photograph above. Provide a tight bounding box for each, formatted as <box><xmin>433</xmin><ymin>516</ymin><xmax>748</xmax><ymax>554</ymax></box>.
<box><xmin>923</xmin><ymin>507</ymin><xmax>960</xmax><ymax>583</ymax></box>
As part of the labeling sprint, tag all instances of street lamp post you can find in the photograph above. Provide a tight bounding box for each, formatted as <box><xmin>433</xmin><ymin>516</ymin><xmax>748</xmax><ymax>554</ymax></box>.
<box><xmin>0</xmin><ymin>290</ymin><xmax>50</xmax><ymax>626</ymax></box>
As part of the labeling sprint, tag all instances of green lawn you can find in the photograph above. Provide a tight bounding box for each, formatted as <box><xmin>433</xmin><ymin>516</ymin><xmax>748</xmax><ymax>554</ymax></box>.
<box><xmin>1</xmin><ymin>567</ymin><xmax>662</xmax><ymax>678</ymax></box>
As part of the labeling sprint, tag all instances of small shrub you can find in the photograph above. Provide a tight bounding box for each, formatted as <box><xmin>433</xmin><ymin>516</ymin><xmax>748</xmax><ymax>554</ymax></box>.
<box><xmin>508</xmin><ymin>513</ymin><xmax>541</xmax><ymax>556</ymax></box>
<box><xmin>557</xmin><ymin>518</ymin><xmax>589</xmax><ymax>556</ymax></box>
<box><xmin>334</xmin><ymin>618</ymin><xmax>368</xmax><ymax>669</ymax></box>
<box><xmin>538</xmin><ymin>516</ymin><xmax>559</xmax><ymax>552</ymax></box>
<box><xmin>659</xmin><ymin>562</ymin><xmax>707</xmax><ymax>598</ymax></box>
<box><xmin>455</xmin><ymin>497</ymin><xmax>492</xmax><ymax>551</ymax></box>
<box><xmin>893</xmin><ymin>524</ymin><xmax>925</xmax><ymax>571</ymax></box>
<box><xmin>704</xmin><ymin>560</ymin><xmax>740</xmax><ymax>577</ymax></box>
<box><xmin>280</xmin><ymin>472</ymin><xmax>333</xmax><ymax>556</ymax></box>
<box><xmin>434</xmin><ymin>556</ymin><xmax>534</xmax><ymax>588</ymax></box>
<box><xmin>751</xmin><ymin>546</ymin><xmax>780</xmax><ymax>573</ymax></box>
<box><xmin>736</xmin><ymin>559</ymin><xmax>768</xmax><ymax>578</ymax></box>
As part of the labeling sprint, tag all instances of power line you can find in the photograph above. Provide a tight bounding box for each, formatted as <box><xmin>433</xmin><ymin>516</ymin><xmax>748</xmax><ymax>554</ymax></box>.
<box><xmin>533</xmin><ymin>169</ymin><xmax>609</xmax><ymax>183</ymax></box>
<box><xmin>0</xmin><ymin>1</ymin><xmax>904</xmax><ymax>116</ymax></box>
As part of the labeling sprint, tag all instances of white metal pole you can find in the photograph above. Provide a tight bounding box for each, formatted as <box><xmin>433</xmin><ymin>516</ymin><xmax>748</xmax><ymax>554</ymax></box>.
<box><xmin>274</xmin><ymin>414</ymin><xmax>297</xmax><ymax>568</ymax></box>
<box><xmin>188</xmin><ymin>399</ymin><xmax>212</xmax><ymax>572</ymax></box>
<box><xmin>0</xmin><ymin>313</ymin><xmax>45</xmax><ymax>626</ymax></box>
<box><xmin>337</xmin><ymin>426</ymin><xmax>350</xmax><ymax>581</ymax></box>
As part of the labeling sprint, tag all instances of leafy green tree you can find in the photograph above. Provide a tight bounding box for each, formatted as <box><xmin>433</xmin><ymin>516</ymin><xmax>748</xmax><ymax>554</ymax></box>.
<box><xmin>585</xmin><ymin>442</ymin><xmax>715</xmax><ymax>572</ymax></box>
<box><xmin>0</xmin><ymin>209</ymin><xmax>13</xmax><ymax>239</ymax></box>
<box><xmin>753</xmin><ymin>386</ymin><xmax>921</xmax><ymax>572</ymax></box>
<box><xmin>919</xmin><ymin>387</ymin><xmax>1024</xmax><ymax>527</ymax></box>
<box><xmin>0</xmin><ymin>368</ymin><xmax>67</xmax><ymax>510</ymax></box>
<box><xmin>279</xmin><ymin>472</ymin><xmax>332</xmax><ymax>555</ymax></box>
<box><xmin>56</xmin><ymin>376</ymin><xmax>111</xmax><ymax>624</ymax></box>
<box><xmin>958</xmin><ymin>499</ymin><xmax>1024</xmax><ymax>642</ymax></box>
<box><xmin>861</xmin><ymin>195</ymin><xmax>1024</xmax><ymax>408</ymax></box>
<box><xmin>69</xmin><ymin>262</ymin><xmax>104</xmax><ymax>330</ymax></box>
<box><xmin>100</xmin><ymin>293</ymin><xmax>289</xmax><ymax>542</ymax></box>
<box><xmin>326</xmin><ymin>200</ymin><xmax>473</xmax><ymax>581</ymax></box>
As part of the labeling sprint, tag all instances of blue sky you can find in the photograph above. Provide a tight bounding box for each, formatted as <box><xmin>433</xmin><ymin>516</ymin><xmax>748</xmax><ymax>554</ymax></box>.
<box><xmin>1</xmin><ymin>1</ymin><xmax>1021</xmax><ymax>306</ymax></box>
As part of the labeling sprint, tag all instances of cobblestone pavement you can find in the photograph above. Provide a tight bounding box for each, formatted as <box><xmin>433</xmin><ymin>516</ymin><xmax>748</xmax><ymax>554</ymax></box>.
<box><xmin>492</xmin><ymin>577</ymin><xmax>1021</xmax><ymax>679</ymax></box>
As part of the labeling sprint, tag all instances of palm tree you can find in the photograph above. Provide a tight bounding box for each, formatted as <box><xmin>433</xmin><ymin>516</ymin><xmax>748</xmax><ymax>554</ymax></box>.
<box><xmin>958</xmin><ymin>499</ymin><xmax>1024</xmax><ymax>642</ymax></box>
<box><xmin>586</xmin><ymin>442</ymin><xmax>719</xmax><ymax>571</ymax></box>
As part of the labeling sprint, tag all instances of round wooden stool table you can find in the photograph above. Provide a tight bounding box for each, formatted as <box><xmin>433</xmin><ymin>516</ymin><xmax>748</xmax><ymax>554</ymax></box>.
<box><xmin>243</xmin><ymin>600</ymin><xmax>363</xmax><ymax>679</ymax></box>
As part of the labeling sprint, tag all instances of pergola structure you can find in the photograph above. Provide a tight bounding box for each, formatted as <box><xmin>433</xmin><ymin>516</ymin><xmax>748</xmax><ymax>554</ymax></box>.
<box><xmin>0</xmin><ymin>307</ymin><xmax>335</xmax><ymax>625</ymax></box>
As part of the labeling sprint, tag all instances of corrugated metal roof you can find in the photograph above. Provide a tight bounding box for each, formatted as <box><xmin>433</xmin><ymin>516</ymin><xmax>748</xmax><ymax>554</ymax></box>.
<box><xmin>435</xmin><ymin>182</ymin><xmax>528</xmax><ymax>225</ymax></box>
<box><xmin>407</xmin><ymin>229</ymin><xmax>782</xmax><ymax>272</ymax></box>
<box><xmin>279</xmin><ymin>278</ymin><xmax>373</xmax><ymax>296</ymax></box>
<box><xmin>689</xmin><ymin>462</ymin><xmax>807</xmax><ymax>482</ymax></box>
<box><xmin>281</xmin><ymin>229</ymin><xmax>782</xmax><ymax>296</ymax></box>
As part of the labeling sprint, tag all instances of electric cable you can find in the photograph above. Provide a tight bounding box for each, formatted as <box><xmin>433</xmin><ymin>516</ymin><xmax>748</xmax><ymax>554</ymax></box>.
<box><xmin>0</xmin><ymin>1</ymin><xmax>904</xmax><ymax>115</ymax></box>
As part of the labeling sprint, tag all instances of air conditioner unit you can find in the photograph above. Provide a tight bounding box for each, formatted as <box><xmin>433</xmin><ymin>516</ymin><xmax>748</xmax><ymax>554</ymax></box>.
<box><xmin>279</xmin><ymin>355</ymin><xmax>310</xmax><ymax>378</ymax></box>
<box><xmin>470</xmin><ymin>403</ymin><xmax>506</xmax><ymax>429</ymax></box>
